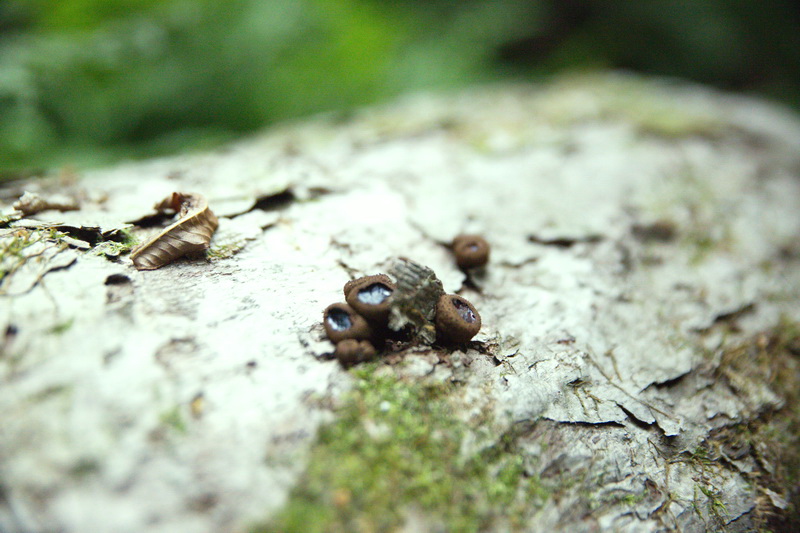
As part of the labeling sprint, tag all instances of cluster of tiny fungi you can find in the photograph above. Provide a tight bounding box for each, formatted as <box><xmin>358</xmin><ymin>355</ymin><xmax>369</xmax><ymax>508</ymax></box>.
<box><xmin>322</xmin><ymin>235</ymin><xmax>489</xmax><ymax>366</ymax></box>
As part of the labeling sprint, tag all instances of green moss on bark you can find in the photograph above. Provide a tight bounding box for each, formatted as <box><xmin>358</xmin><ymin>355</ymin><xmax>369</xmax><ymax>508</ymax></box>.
<box><xmin>253</xmin><ymin>365</ymin><xmax>547</xmax><ymax>533</ymax></box>
<box><xmin>706</xmin><ymin>318</ymin><xmax>800</xmax><ymax>530</ymax></box>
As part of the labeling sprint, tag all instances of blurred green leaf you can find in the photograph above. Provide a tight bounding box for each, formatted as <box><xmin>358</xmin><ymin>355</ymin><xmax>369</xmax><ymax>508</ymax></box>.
<box><xmin>0</xmin><ymin>0</ymin><xmax>798</xmax><ymax>176</ymax></box>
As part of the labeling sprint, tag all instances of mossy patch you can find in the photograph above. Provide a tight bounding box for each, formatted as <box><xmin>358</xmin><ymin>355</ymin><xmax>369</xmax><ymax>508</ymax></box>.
<box><xmin>253</xmin><ymin>365</ymin><xmax>547</xmax><ymax>533</ymax></box>
<box><xmin>68</xmin><ymin>457</ymin><xmax>101</xmax><ymax>479</ymax></box>
<box><xmin>206</xmin><ymin>241</ymin><xmax>246</xmax><ymax>261</ymax></box>
<box><xmin>682</xmin><ymin>223</ymin><xmax>734</xmax><ymax>265</ymax></box>
<box><xmin>691</xmin><ymin>483</ymin><xmax>729</xmax><ymax>530</ymax></box>
<box><xmin>596</xmin><ymin>77</ymin><xmax>725</xmax><ymax>139</ymax></box>
<box><xmin>532</xmin><ymin>74</ymin><xmax>726</xmax><ymax>140</ymax></box>
<box><xmin>159</xmin><ymin>406</ymin><xmax>188</xmax><ymax>434</ymax></box>
<box><xmin>28</xmin><ymin>383</ymin><xmax>73</xmax><ymax>403</ymax></box>
<box><xmin>0</xmin><ymin>229</ymin><xmax>45</xmax><ymax>283</ymax></box>
<box><xmin>48</xmin><ymin>318</ymin><xmax>74</xmax><ymax>335</ymax></box>
<box><xmin>93</xmin><ymin>228</ymin><xmax>139</xmax><ymax>258</ymax></box>
<box><xmin>702</xmin><ymin>318</ymin><xmax>800</xmax><ymax>530</ymax></box>
<box><xmin>624</xmin><ymin>103</ymin><xmax>723</xmax><ymax>139</ymax></box>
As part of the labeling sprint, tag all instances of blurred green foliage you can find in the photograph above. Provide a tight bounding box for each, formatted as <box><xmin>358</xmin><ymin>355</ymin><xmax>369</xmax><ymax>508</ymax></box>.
<box><xmin>1</xmin><ymin>0</ymin><xmax>799</xmax><ymax>175</ymax></box>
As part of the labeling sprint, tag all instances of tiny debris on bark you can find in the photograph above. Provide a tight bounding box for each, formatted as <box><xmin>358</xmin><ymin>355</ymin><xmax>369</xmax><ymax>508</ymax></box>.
<box><xmin>130</xmin><ymin>192</ymin><xmax>218</xmax><ymax>270</ymax></box>
<box><xmin>12</xmin><ymin>191</ymin><xmax>79</xmax><ymax>216</ymax></box>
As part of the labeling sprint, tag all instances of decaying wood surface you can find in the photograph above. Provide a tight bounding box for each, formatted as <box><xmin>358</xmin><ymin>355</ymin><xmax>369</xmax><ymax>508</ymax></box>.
<box><xmin>1</xmin><ymin>73</ymin><xmax>799</xmax><ymax>533</ymax></box>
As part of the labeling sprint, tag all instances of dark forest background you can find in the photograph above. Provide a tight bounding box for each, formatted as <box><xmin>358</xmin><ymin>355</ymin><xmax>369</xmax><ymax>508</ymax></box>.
<box><xmin>2</xmin><ymin>0</ymin><xmax>799</xmax><ymax>176</ymax></box>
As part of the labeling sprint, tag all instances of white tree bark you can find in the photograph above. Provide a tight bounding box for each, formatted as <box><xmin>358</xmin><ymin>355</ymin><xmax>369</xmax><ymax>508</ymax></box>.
<box><xmin>1</xmin><ymin>73</ymin><xmax>799</xmax><ymax>532</ymax></box>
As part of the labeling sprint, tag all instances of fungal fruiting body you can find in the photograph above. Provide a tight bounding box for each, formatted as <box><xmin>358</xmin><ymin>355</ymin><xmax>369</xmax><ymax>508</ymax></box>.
<box><xmin>323</xmin><ymin>303</ymin><xmax>373</xmax><ymax>343</ymax></box>
<box><xmin>322</xmin><ymin>260</ymin><xmax>482</xmax><ymax>366</ymax></box>
<box><xmin>452</xmin><ymin>234</ymin><xmax>490</xmax><ymax>270</ymax></box>
<box><xmin>434</xmin><ymin>294</ymin><xmax>481</xmax><ymax>343</ymax></box>
<box><xmin>345</xmin><ymin>274</ymin><xmax>395</xmax><ymax>324</ymax></box>
<box><xmin>322</xmin><ymin>276</ymin><xmax>395</xmax><ymax>367</ymax></box>
<box><xmin>334</xmin><ymin>339</ymin><xmax>376</xmax><ymax>366</ymax></box>
<box><xmin>343</xmin><ymin>274</ymin><xmax>391</xmax><ymax>299</ymax></box>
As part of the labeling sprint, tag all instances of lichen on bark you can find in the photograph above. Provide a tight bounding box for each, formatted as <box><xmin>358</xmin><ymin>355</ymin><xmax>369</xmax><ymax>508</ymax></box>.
<box><xmin>1</xmin><ymin>73</ymin><xmax>799</xmax><ymax>533</ymax></box>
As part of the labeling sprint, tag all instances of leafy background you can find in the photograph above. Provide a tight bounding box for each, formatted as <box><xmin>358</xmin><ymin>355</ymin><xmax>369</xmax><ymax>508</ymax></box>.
<box><xmin>1</xmin><ymin>0</ymin><xmax>799</xmax><ymax>176</ymax></box>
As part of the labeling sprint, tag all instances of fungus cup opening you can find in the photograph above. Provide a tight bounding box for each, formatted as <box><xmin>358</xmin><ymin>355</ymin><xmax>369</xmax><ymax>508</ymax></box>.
<box><xmin>343</xmin><ymin>274</ymin><xmax>393</xmax><ymax>299</ymax></box>
<box><xmin>326</xmin><ymin>308</ymin><xmax>352</xmax><ymax>331</ymax></box>
<box><xmin>323</xmin><ymin>303</ymin><xmax>373</xmax><ymax>343</ymax></box>
<box><xmin>453</xmin><ymin>298</ymin><xmax>477</xmax><ymax>323</ymax></box>
<box><xmin>435</xmin><ymin>294</ymin><xmax>481</xmax><ymax>344</ymax></box>
<box><xmin>356</xmin><ymin>283</ymin><xmax>393</xmax><ymax>305</ymax></box>
<box><xmin>452</xmin><ymin>235</ymin><xmax>490</xmax><ymax>270</ymax></box>
<box><xmin>345</xmin><ymin>275</ymin><xmax>396</xmax><ymax>326</ymax></box>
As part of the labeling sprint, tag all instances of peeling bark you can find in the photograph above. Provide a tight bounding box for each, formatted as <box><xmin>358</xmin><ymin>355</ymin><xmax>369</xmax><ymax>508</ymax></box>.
<box><xmin>1</xmin><ymin>73</ymin><xmax>799</xmax><ymax>533</ymax></box>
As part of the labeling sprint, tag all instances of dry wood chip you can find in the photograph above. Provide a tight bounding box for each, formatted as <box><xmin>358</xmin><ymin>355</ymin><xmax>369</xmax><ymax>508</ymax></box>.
<box><xmin>13</xmin><ymin>191</ymin><xmax>79</xmax><ymax>216</ymax></box>
<box><xmin>130</xmin><ymin>192</ymin><xmax>218</xmax><ymax>270</ymax></box>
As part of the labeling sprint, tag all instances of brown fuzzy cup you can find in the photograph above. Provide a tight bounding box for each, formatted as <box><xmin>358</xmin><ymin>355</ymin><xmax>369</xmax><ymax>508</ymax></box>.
<box><xmin>334</xmin><ymin>339</ymin><xmax>376</xmax><ymax>366</ymax></box>
<box><xmin>323</xmin><ymin>303</ymin><xmax>373</xmax><ymax>343</ymax></box>
<box><xmin>452</xmin><ymin>235</ymin><xmax>490</xmax><ymax>270</ymax></box>
<box><xmin>434</xmin><ymin>294</ymin><xmax>481</xmax><ymax>343</ymax></box>
<box><xmin>345</xmin><ymin>274</ymin><xmax>396</xmax><ymax>324</ymax></box>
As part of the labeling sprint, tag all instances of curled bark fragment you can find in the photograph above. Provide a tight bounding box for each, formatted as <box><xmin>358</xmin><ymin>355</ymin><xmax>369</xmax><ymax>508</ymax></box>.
<box><xmin>130</xmin><ymin>193</ymin><xmax>218</xmax><ymax>270</ymax></box>
<box><xmin>11</xmin><ymin>221</ymin><xmax>131</xmax><ymax>246</ymax></box>
<box><xmin>387</xmin><ymin>258</ymin><xmax>445</xmax><ymax>344</ymax></box>
<box><xmin>12</xmin><ymin>191</ymin><xmax>79</xmax><ymax>216</ymax></box>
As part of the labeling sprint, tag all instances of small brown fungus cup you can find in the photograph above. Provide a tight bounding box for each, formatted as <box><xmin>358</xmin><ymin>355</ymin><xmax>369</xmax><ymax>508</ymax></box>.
<box><xmin>323</xmin><ymin>303</ymin><xmax>373</xmax><ymax>343</ymax></box>
<box><xmin>345</xmin><ymin>274</ymin><xmax>396</xmax><ymax>324</ymax></box>
<box><xmin>452</xmin><ymin>234</ymin><xmax>490</xmax><ymax>270</ymax></box>
<box><xmin>343</xmin><ymin>274</ymin><xmax>393</xmax><ymax>298</ymax></box>
<box><xmin>334</xmin><ymin>339</ymin><xmax>376</xmax><ymax>366</ymax></box>
<box><xmin>434</xmin><ymin>294</ymin><xmax>481</xmax><ymax>344</ymax></box>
